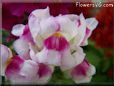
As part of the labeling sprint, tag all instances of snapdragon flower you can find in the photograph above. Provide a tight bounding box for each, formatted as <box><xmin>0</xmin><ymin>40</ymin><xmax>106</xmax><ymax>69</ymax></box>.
<box><xmin>1</xmin><ymin>44</ymin><xmax>54</xmax><ymax>84</ymax></box>
<box><xmin>1</xmin><ymin>7</ymin><xmax>98</xmax><ymax>84</ymax></box>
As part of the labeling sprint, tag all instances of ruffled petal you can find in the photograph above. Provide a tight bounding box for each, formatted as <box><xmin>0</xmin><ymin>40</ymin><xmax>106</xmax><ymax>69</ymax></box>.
<box><xmin>29</xmin><ymin>44</ymin><xmax>39</xmax><ymax>61</ymax></box>
<box><xmin>80</xmin><ymin>28</ymin><xmax>91</xmax><ymax>46</ymax></box>
<box><xmin>28</xmin><ymin>7</ymin><xmax>50</xmax><ymax>42</ymax></box>
<box><xmin>73</xmin><ymin>76</ymin><xmax>92</xmax><ymax>84</ymax></box>
<box><xmin>20</xmin><ymin>25</ymin><xmax>35</xmax><ymax>45</ymax></box>
<box><xmin>29</xmin><ymin>7</ymin><xmax>50</xmax><ymax>21</ymax></box>
<box><xmin>71</xmin><ymin>46</ymin><xmax>85</xmax><ymax>66</ymax></box>
<box><xmin>81</xmin><ymin>18</ymin><xmax>98</xmax><ymax>46</ymax></box>
<box><xmin>11</xmin><ymin>24</ymin><xmax>25</xmax><ymax>36</ymax></box>
<box><xmin>61</xmin><ymin>46</ymin><xmax>85</xmax><ymax>71</ymax></box>
<box><xmin>28</xmin><ymin>14</ymin><xmax>40</xmax><ymax>39</ymax></box>
<box><xmin>5</xmin><ymin>56</ymin><xmax>39</xmax><ymax>84</ymax></box>
<box><xmin>56</xmin><ymin>16</ymin><xmax>78</xmax><ymax>41</ymax></box>
<box><xmin>13</xmin><ymin>38</ymin><xmax>30</xmax><ymax>60</ymax></box>
<box><xmin>37</xmin><ymin>63</ymin><xmax>54</xmax><ymax>84</ymax></box>
<box><xmin>65</xmin><ymin>14</ymin><xmax>79</xmax><ymax>21</ymax></box>
<box><xmin>37</xmin><ymin>33</ymin><xmax>70</xmax><ymax>66</ymax></box>
<box><xmin>61</xmin><ymin>50</ymin><xmax>76</xmax><ymax>71</ymax></box>
<box><xmin>70</xmin><ymin>59</ymin><xmax>95</xmax><ymax>83</ymax></box>
<box><xmin>20</xmin><ymin>60</ymin><xmax>39</xmax><ymax>78</ymax></box>
<box><xmin>36</xmin><ymin>48</ymin><xmax>61</xmax><ymax>66</ymax></box>
<box><xmin>5</xmin><ymin>56</ymin><xmax>25</xmax><ymax>84</ymax></box>
<box><xmin>73</xmin><ymin>13</ymin><xmax>86</xmax><ymax>46</ymax></box>
<box><xmin>34</xmin><ymin>17</ymin><xmax>59</xmax><ymax>48</ymax></box>
<box><xmin>0</xmin><ymin>44</ymin><xmax>12</xmax><ymax>76</ymax></box>
<box><xmin>86</xmin><ymin>64</ymin><xmax>96</xmax><ymax>76</ymax></box>
<box><xmin>86</xmin><ymin>18</ymin><xmax>98</xmax><ymax>31</ymax></box>
<box><xmin>40</xmin><ymin>17</ymin><xmax>59</xmax><ymax>38</ymax></box>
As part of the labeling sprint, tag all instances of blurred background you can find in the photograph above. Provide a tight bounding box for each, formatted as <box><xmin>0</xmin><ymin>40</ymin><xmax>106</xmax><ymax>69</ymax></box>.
<box><xmin>1</xmin><ymin>0</ymin><xmax>114</xmax><ymax>85</ymax></box>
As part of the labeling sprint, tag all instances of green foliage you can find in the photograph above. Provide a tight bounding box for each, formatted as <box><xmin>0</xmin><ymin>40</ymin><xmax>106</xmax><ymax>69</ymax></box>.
<box><xmin>1</xmin><ymin>29</ymin><xmax>13</xmax><ymax>47</ymax></box>
<box><xmin>48</xmin><ymin>67</ymin><xmax>75</xmax><ymax>84</ymax></box>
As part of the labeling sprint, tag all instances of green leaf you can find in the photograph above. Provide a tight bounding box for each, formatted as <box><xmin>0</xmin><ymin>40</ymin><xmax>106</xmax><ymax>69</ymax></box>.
<box><xmin>48</xmin><ymin>67</ymin><xmax>75</xmax><ymax>84</ymax></box>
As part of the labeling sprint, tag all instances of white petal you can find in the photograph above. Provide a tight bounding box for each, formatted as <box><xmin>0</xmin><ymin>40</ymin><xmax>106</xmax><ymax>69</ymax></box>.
<box><xmin>74</xmin><ymin>13</ymin><xmax>86</xmax><ymax>46</ymax></box>
<box><xmin>72</xmin><ymin>46</ymin><xmax>85</xmax><ymax>66</ymax></box>
<box><xmin>56</xmin><ymin>16</ymin><xmax>78</xmax><ymax>41</ymax></box>
<box><xmin>87</xmin><ymin>64</ymin><xmax>96</xmax><ymax>76</ymax></box>
<box><xmin>29</xmin><ymin>44</ymin><xmax>39</xmax><ymax>62</ymax></box>
<box><xmin>80</xmin><ymin>18</ymin><xmax>98</xmax><ymax>46</ymax></box>
<box><xmin>28</xmin><ymin>15</ymin><xmax>40</xmax><ymax>39</ymax></box>
<box><xmin>34</xmin><ymin>17</ymin><xmax>59</xmax><ymax>49</ymax></box>
<box><xmin>0</xmin><ymin>44</ymin><xmax>12</xmax><ymax>76</ymax></box>
<box><xmin>36</xmin><ymin>48</ymin><xmax>61</xmax><ymax>66</ymax></box>
<box><xmin>20</xmin><ymin>60</ymin><xmax>39</xmax><ymax>78</ymax></box>
<box><xmin>74</xmin><ymin>76</ymin><xmax>92</xmax><ymax>84</ymax></box>
<box><xmin>86</xmin><ymin>18</ymin><xmax>98</xmax><ymax>30</ymax></box>
<box><xmin>61</xmin><ymin>46</ymin><xmax>85</xmax><ymax>71</ymax></box>
<box><xmin>40</xmin><ymin>17</ymin><xmax>59</xmax><ymax>38</ymax></box>
<box><xmin>28</xmin><ymin>7</ymin><xmax>50</xmax><ymax>41</ymax></box>
<box><xmin>35</xmin><ymin>35</ymin><xmax>44</xmax><ymax>49</ymax></box>
<box><xmin>61</xmin><ymin>50</ymin><xmax>76</xmax><ymax>71</ymax></box>
<box><xmin>30</xmin><ymin>49</ymin><xmax>36</xmax><ymax>61</ymax></box>
<box><xmin>65</xmin><ymin>14</ymin><xmax>79</xmax><ymax>21</ymax></box>
<box><xmin>30</xmin><ymin>7</ymin><xmax>50</xmax><ymax>21</ymax></box>
<box><xmin>11</xmin><ymin>24</ymin><xmax>25</xmax><ymax>36</ymax></box>
<box><xmin>0</xmin><ymin>44</ymin><xmax>12</xmax><ymax>64</ymax></box>
<box><xmin>13</xmin><ymin>38</ymin><xmax>30</xmax><ymax>59</ymax></box>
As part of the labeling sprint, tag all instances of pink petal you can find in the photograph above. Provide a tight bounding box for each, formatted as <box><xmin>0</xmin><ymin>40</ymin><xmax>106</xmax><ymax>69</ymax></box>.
<box><xmin>71</xmin><ymin>59</ymin><xmax>90</xmax><ymax>77</ymax></box>
<box><xmin>38</xmin><ymin>63</ymin><xmax>53</xmax><ymax>78</ymax></box>
<box><xmin>44</xmin><ymin>33</ymin><xmax>69</xmax><ymax>51</ymax></box>
<box><xmin>37</xmin><ymin>63</ymin><xmax>54</xmax><ymax>84</ymax></box>
<box><xmin>5</xmin><ymin>56</ymin><xmax>39</xmax><ymax>84</ymax></box>
<box><xmin>20</xmin><ymin>25</ymin><xmax>35</xmax><ymax>45</ymax></box>
<box><xmin>5</xmin><ymin>56</ymin><xmax>24</xmax><ymax>79</ymax></box>
<box><xmin>80</xmin><ymin>28</ymin><xmax>91</xmax><ymax>46</ymax></box>
<box><xmin>70</xmin><ymin>59</ymin><xmax>96</xmax><ymax>83</ymax></box>
<box><xmin>33</xmin><ymin>17</ymin><xmax>59</xmax><ymax>49</ymax></box>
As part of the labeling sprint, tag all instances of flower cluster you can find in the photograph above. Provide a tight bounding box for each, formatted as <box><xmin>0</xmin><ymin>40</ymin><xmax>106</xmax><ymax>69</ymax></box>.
<box><xmin>1</xmin><ymin>7</ymin><xmax>98</xmax><ymax>84</ymax></box>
